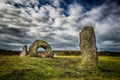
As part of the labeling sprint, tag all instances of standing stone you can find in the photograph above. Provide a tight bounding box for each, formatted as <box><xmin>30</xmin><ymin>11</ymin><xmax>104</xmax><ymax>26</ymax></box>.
<box><xmin>20</xmin><ymin>45</ymin><xmax>27</xmax><ymax>57</ymax></box>
<box><xmin>80</xmin><ymin>26</ymin><xmax>98</xmax><ymax>67</ymax></box>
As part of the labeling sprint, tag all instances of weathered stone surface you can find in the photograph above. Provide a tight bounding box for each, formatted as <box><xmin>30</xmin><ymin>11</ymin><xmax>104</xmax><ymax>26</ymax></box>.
<box><xmin>29</xmin><ymin>40</ymin><xmax>53</xmax><ymax>58</ymax></box>
<box><xmin>20</xmin><ymin>45</ymin><xmax>27</xmax><ymax>57</ymax></box>
<box><xmin>80</xmin><ymin>26</ymin><xmax>98</xmax><ymax>67</ymax></box>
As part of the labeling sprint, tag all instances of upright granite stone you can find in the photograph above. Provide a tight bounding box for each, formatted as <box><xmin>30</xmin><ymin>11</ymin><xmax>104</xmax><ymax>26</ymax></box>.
<box><xmin>80</xmin><ymin>26</ymin><xmax>98</xmax><ymax>67</ymax></box>
<box><xmin>20</xmin><ymin>45</ymin><xmax>27</xmax><ymax>57</ymax></box>
<box><xmin>29</xmin><ymin>40</ymin><xmax>53</xmax><ymax>58</ymax></box>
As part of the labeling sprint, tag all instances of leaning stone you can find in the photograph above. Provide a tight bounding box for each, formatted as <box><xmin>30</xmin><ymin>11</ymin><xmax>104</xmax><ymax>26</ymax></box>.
<box><xmin>80</xmin><ymin>26</ymin><xmax>98</xmax><ymax>68</ymax></box>
<box><xmin>20</xmin><ymin>45</ymin><xmax>27</xmax><ymax>57</ymax></box>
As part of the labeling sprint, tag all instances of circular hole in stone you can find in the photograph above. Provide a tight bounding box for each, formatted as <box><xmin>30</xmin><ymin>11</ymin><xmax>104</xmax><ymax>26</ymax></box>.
<box><xmin>37</xmin><ymin>47</ymin><xmax>45</xmax><ymax>55</ymax></box>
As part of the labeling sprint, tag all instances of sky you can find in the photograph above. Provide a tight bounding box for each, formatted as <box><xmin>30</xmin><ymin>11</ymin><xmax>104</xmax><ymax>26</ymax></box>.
<box><xmin>0</xmin><ymin>0</ymin><xmax>120</xmax><ymax>51</ymax></box>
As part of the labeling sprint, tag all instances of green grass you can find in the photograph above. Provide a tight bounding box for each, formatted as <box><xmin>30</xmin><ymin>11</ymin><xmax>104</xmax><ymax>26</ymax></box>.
<box><xmin>0</xmin><ymin>55</ymin><xmax>120</xmax><ymax>80</ymax></box>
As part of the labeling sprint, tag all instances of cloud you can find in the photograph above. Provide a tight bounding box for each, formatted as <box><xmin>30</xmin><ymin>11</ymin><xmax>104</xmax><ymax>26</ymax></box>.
<box><xmin>92</xmin><ymin>2</ymin><xmax>120</xmax><ymax>51</ymax></box>
<box><xmin>0</xmin><ymin>0</ymin><xmax>120</xmax><ymax>51</ymax></box>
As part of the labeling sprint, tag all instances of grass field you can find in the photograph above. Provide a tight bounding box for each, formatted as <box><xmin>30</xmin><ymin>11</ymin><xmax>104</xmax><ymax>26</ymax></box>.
<box><xmin>0</xmin><ymin>55</ymin><xmax>120</xmax><ymax>80</ymax></box>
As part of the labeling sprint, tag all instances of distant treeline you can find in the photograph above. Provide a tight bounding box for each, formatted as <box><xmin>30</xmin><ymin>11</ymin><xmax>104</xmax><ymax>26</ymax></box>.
<box><xmin>53</xmin><ymin>50</ymin><xmax>81</xmax><ymax>56</ymax></box>
<box><xmin>0</xmin><ymin>49</ymin><xmax>20</xmax><ymax>55</ymax></box>
<box><xmin>0</xmin><ymin>49</ymin><xmax>120</xmax><ymax>56</ymax></box>
<box><xmin>53</xmin><ymin>51</ymin><xmax>120</xmax><ymax>56</ymax></box>
<box><xmin>97</xmin><ymin>51</ymin><xmax>120</xmax><ymax>56</ymax></box>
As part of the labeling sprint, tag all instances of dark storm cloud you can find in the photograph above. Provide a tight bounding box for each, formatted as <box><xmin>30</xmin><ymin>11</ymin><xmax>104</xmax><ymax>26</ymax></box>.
<box><xmin>0</xmin><ymin>24</ymin><xmax>8</xmax><ymax>27</ymax></box>
<box><xmin>94</xmin><ymin>2</ymin><xmax>120</xmax><ymax>50</ymax></box>
<box><xmin>0</xmin><ymin>27</ymin><xmax>27</xmax><ymax>37</ymax></box>
<box><xmin>0</xmin><ymin>27</ymin><xmax>33</xmax><ymax>47</ymax></box>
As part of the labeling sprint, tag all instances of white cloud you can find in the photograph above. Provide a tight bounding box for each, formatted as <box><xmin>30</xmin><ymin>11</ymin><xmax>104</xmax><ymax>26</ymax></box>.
<box><xmin>44</xmin><ymin>5</ymin><xmax>63</xmax><ymax>19</ymax></box>
<box><xmin>68</xmin><ymin>3</ymin><xmax>83</xmax><ymax>16</ymax></box>
<box><xmin>3</xmin><ymin>0</ymin><xmax>39</xmax><ymax>6</ymax></box>
<box><xmin>68</xmin><ymin>3</ymin><xmax>83</xmax><ymax>21</ymax></box>
<box><xmin>0</xmin><ymin>0</ymin><xmax>120</xmax><ymax>51</ymax></box>
<box><xmin>53</xmin><ymin>0</ymin><xmax>60</xmax><ymax>7</ymax></box>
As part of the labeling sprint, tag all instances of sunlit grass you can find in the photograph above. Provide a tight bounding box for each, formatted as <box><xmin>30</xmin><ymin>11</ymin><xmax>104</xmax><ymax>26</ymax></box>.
<box><xmin>54</xmin><ymin>56</ymin><xmax>81</xmax><ymax>58</ymax></box>
<box><xmin>0</xmin><ymin>55</ymin><xmax>120</xmax><ymax>80</ymax></box>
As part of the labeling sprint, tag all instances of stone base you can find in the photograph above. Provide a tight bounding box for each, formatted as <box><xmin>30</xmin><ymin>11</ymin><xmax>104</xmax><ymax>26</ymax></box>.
<box><xmin>31</xmin><ymin>53</ymin><xmax>54</xmax><ymax>58</ymax></box>
<box><xmin>79</xmin><ymin>63</ymin><xmax>98</xmax><ymax>70</ymax></box>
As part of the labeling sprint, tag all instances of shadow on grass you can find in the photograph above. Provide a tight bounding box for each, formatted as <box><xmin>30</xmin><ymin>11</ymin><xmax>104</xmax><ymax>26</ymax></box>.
<box><xmin>0</xmin><ymin>68</ymin><xmax>32</xmax><ymax>80</ymax></box>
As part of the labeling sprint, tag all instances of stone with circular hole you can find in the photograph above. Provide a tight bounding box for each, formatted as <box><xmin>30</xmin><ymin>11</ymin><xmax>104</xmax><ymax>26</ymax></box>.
<box><xmin>29</xmin><ymin>40</ymin><xmax>53</xmax><ymax>58</ymax></box>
